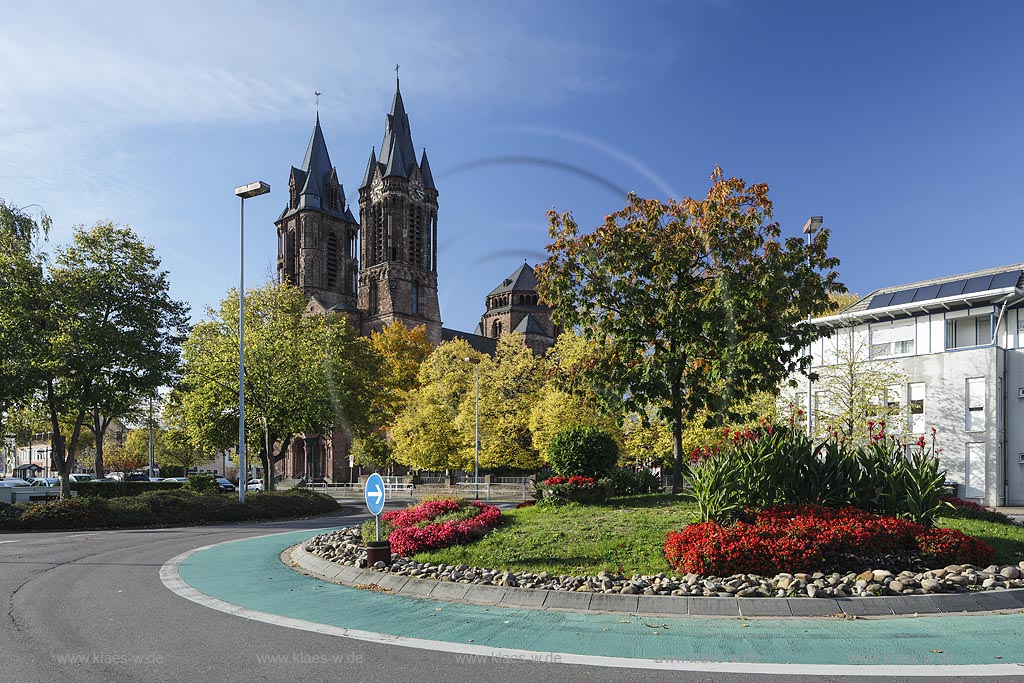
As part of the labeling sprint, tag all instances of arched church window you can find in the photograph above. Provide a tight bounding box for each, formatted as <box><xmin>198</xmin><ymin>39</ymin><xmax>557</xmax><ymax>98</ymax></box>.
<box><xmin>411</xmin><ymin>282</ymin><xmax>419</xmax><ymax>315</ymax></box>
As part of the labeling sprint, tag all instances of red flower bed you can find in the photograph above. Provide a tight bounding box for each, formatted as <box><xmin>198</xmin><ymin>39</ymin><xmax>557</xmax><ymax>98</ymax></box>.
<box><xmin>386</xmin><ymin>500</ymin><xmax>501</xmax><ymax>556</ymax></box>
<box><xmin>664</xmin><ymin>504</ymin><xmax>995</xmax><ymax>576</ymax></box>
<box><xmin>381</xmin><ymin>499</ymin><xmax>460</xmax><ymax>528</ymax></box>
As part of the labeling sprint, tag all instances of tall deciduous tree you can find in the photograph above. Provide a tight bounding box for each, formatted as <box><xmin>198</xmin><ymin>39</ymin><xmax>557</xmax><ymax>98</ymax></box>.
<box><xmin>0</xmin><ymin>201</ymin><xmax>49</xmax><ymax>445</ymax></box>
<box><xmin>41</xmin><ymin>223</ymin><xmax>189</xmax><ymax>497</ymax></box>
<box><xmin>537</xmin><ymin>168</ymin><xmax>844</xmax><ymax>492</ymax></box>
<box><xmin>354</xmin><ymin>322</ymin><xmax>433</xmax><ymax>470</ymax></box>
<box><xmin>179</xmin><ymin>281</ymin><xmax>379</xmax><ymax>489</ymax></box>
<box><xmin>392</xmin><ymin>339</ymin><xmax>479</xmax><ymax>472</ymax></box>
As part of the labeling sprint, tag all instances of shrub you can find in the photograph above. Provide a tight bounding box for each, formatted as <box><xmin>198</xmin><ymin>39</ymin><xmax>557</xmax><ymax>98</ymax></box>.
<box><xmin>607</xmin><ymin>467</ymin><xmax>660</xmax><ymax>496</ymax></box>
<box><xmin>0</xmin><ymin>489</ymin><xmax>339</xmax><ymax>531</ymax></box>
<box><xmin>184</xmin><ymin>474</ymin><xmax>220</xmax><ymax>495</ymax></box>
<box><xmin>685</xmin><ymin>424</ymin><xmax>950</xmax><ymax>526</ymax></box>
<box><xmin>663</xmin><ymin>504</ymin><xmax>995</xmax><ymax>576</ymax></box>
<box><xmin>72</xmin><ymin>481</ymin><xmax>184</xmax><ymax>498</ymax></box>
<box><xmin>546</xmin><ymin>426</ymin><xmax>619</xmax><ymax>479</ymax></box>
<box><xmin>536</xmin><ymin>475</ymin><xmax>614</xmax><ymax>505</ymax></box>
<box><xmin>941</xmin><ymin>495</ymin><xmax>1018</xmax><ymax>525</ymax></box>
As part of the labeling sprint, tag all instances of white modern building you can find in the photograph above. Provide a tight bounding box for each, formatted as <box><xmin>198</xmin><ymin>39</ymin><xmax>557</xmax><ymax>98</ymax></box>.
<box><xmin>798</xmin><ymin>263</ymin><xmax>1024</xmax><ymax>507</ymax></box>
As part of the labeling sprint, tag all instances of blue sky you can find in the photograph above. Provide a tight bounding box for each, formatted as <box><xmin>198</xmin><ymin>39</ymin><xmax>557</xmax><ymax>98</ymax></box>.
<box><xmin>2</xmin><ymin>1</ymin><xmax>1022</xmax><ymax>333</ymax></box>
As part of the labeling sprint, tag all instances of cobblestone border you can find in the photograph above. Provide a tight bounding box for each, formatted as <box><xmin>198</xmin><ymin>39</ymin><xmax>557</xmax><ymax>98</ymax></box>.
<box><xmin>285</xmin><ymin>544</ymin><xmax>1024</xmax><ymax>618</ymax></box>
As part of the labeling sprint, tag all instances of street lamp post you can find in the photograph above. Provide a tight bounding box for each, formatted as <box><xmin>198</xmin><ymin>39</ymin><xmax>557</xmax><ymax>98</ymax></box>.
<box><xmin>802</xmin><ymin>216</ymin><xmax>823</xmax><ymax>438</ymax></box>
<box><xmin>463</xmin><ymin>357</ymin><xmax>481</xmax><ymax>500</ymax></box>
<box><xmin>233</xmin><ymin>180</ymin><xmax>270</xmax><ymax>502</ymax></box>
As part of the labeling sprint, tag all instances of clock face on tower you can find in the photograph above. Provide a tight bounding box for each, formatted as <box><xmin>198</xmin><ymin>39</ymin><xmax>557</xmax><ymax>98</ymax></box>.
<box><xmin>371</xmin><ymin>177</ymin><xmax>384</xmax><ymax>202</ymax></box>
<box><xmin>409</xmin><ymin>178</ymin><xmax>425</xmax><ymax>201</ymax></box>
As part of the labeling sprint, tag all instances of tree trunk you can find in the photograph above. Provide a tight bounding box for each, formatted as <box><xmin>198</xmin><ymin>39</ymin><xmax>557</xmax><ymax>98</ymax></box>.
<box><xmin>671</xmin><ymin>379</ymin><xmax>684</xmax><ymax>494</ymax></box>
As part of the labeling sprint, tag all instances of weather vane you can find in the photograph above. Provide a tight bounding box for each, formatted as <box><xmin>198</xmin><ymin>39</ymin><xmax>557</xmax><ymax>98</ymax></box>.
<box><xmin>395</xmin><ymin>63</ymin><xmax>400</xmax><ymax>80</ymax></box>
<box><xmin>315</xmin><ymin>91</ymin><xmax>321</xmax><ymax>111</ymax></box>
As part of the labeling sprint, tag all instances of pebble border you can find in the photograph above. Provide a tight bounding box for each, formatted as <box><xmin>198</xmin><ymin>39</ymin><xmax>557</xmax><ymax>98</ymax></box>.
<box><xmin>286</xmin><ymin>544</ymin><xmax>1024</xmax><ymax>619</ymax></box>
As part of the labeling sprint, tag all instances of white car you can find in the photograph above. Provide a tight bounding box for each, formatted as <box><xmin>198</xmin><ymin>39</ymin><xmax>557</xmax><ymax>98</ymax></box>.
<box><xmin>29</xmin><ymin>477</ymin><xmax>60</xmax><ymax>487</ymax></box>
<box><xmin>0</xmin><ymin>478</ymin><xmax>31</xmax><ymax>487</ymax></box>
<box><xmin>69</xmin><ymin>473</ymin><xmax>94</xmax><ymax>483</ymax></box>
<box><xmin>246</xmin><ymin>479</ymin><xmax>264</xmax><ymax>492</ymax></box>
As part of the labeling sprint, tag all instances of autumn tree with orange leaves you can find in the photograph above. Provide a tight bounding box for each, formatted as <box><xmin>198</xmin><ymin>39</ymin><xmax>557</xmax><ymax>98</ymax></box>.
<box><xmin>536</xmin><ymin>168</ymin><xmax>844</xmax><ymax>492</ymax></box>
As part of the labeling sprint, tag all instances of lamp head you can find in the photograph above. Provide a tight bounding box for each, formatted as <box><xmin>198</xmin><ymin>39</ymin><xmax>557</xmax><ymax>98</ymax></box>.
<box><xmin>234</xmin><ymin>181</ymin><xmax>270</xmax><ymax>199</ymax></box>
<box><xmin>802</xmin><ymin>216</ymin><xmax>823</xmax><ymax>235</ymax></box>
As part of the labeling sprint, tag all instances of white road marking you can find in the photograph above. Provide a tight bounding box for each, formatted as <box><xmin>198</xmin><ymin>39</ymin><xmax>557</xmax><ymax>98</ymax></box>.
<box><xmin>0</xmin><ymin>540</ymin><xmax>19</xmax><ymax>544</ymax></box>
<box><xmin>160</xmin><ymin>536</ymin><xmax>1024</xmax><ymax>678</ymax></box>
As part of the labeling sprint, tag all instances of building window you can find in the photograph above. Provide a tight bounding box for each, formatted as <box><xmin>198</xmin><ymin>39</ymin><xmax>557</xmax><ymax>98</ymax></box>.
<box><xmin>908</xmin><ymin>382</ymin><xmax>925</xmax><ymax>434</ymax></box>
<box><xmin>369</xmin><ymin>281</ymin><xmax>378</xmax><ymax>314</ymax></box>
<box><xmin>946</xmin><ymin>314</ymin><xmax>992</xmax><ymax>350</ymax></box>
<box><xmin>965</xmin><ymin>443</ymin><xmax>985</xmax><ymax>499</ymax></box>
<box><xmin>870</xmin><ymin>321</ymin><xmax>915</xmax><ymax>358</ymax></box>
<box><xmin>411</xmin><ymin>282</ymin><xmax>419</xmax><ymax>315</ymax></box>
<box><xmin>966</xmin><ymin>377</ymin><xmax>985</xmax><ymax>432</ymax></box>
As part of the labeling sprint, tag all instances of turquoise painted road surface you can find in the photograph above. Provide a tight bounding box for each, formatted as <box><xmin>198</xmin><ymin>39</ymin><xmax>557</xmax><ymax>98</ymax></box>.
<box><xmin>177</xmin><ymin>530</ymin><xmax>1024</xmax><ymax>668</ymax></box>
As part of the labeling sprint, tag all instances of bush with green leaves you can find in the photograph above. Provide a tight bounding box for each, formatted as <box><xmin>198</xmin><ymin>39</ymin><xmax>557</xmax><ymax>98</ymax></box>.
<box><xmin>546</xmin><ymin>426</ymin><xmax>619</xmax><ymax>479</ymax></box>
<box><xmin>0</xmin><ymin>489</ymin><xmax>339</xmax><ymax>531</ymax></box>
<box><xmin>72</xmin><ymin>481</ymin><xmax>184</xmax><ymax>498</ymax></box>
<box><xmin>607</xmin><ymin>467</ymin><xmax>661</xmax><ymax>496</ymax></box>
<box><xmin>684</xmin><ymin>424</ymin><xmax>951</xmax><ymax>526</ymax></box>
<box><xmin>184</xmin><ymin>474</ymin><xmax>220</xmax><ymax>495</ymax></box>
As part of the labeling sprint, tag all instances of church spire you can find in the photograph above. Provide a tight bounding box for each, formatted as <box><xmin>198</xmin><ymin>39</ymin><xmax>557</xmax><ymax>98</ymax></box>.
<box><xmin>378</xmin><ymin>77</ymin><xmax>416</xmax><ymax>178</ymax></box>
<box><xmin>301</xmin><ymin>112</ymin><xmax>333</xmax><ymax>181</ymax></box>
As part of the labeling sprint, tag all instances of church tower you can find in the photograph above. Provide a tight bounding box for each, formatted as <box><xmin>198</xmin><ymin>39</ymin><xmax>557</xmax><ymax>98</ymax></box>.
<box><xmin>275</xmin><ymin>114</ymin><xmax>360</xmax><ymax>315</ymax></box>
<box><xmin>358</xmin><ymin>77</ymin><xmax>441</xmax><ymax>344</ymax></box>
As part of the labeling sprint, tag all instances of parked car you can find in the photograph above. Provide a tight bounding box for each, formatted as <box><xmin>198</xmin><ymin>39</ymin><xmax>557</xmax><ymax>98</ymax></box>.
<box><xmin>214</xmin><ymin>477</ymin><xmax>236</xmax><ymax>493</ymax></box>
<box><xmin>68</xmin><ymin>473</ymin><xmax>94</xmax><ymax>483</ymax></box>
<box><xmin>246</xmin><ymin>479</ymin><xmax>264</xmax><ymax>492</ymax></box>
<box><xmin>163</xmin><ymin>477</ymin><xmax>187</xmax><ymax>483</ymax></box>
<box><xmin>0</xmin><ymin>478</ymin><xmax>32</xmax><ymax>487</ymax></box>
<box><xmin>29</xmin><ymin>477</ymin><xmax>60</xmax><ymax>487</ymax></box>
<box><xmin>149</xmin><ymin>477</ymin><xmax>164</xmax><ymax>482</ymax></box>
<box><xmin>126</xmin><ymin>472</ymin><xmax>151</xmax><ymax>482</ymax></box>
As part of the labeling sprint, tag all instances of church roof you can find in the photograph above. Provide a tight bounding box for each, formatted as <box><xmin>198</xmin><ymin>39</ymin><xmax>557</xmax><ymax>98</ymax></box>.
<box><xmin>377</xmin><ymin>79</ymin><xmax>418</xmax><ymax>179</ymax></box>
<box><xmin>420</xmin><ymin>149</ymin><xmax>435</xmax><ymax>190</ymax></box>
<box><xmin>301</xmin><ymin>112</ymin><xmax>334</xmax><ymax>182</ymax></box>
<box><xmin>512</xmin><ymin>313</ymin><xmax>548</xmax><ymax>336</ymax></box>
<box><xmin>360</xmin><ymin>147</ymin><xmax>377</xmax><ymax>190</ymax></box>
<box><xmin>488</xmin><ymin>262</ymin><xmax>538</xmax><ymax>296</ymax></box>
<box><xmin>441</xmin><ymin>327</ymin><xmax>497</xmax><ymax>355</ymax></box>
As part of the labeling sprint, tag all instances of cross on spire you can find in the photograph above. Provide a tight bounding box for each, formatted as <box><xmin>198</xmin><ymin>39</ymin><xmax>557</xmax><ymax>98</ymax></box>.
<box><xmin>395</xmin><ymin>62</ymin><xmax>400</xmax><ymax>83</ymax></box>
<box><xmin>315</xmin><ymin>91</ymin><xmax>321</xmax><ymax>111</ymax></box>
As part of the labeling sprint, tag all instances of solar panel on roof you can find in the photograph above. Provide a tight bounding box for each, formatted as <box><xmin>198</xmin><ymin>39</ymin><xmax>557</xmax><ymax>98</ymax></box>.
<box><xmin>912</xmin><ymin>284</ymin><xmax>942</xmax><ymax>302</ymax></box>
<box><xmin>888</xmin><ymin>289</ymin><xmax>917</xmax><ymax>305</ymax></box>
<box><xmin>962</xmin><ymin>275</ymin><xmax>994</xmax><ymax>294</ymax></box>
<box><xmin>990</xmin><ymin>270</ymin><xmax>1022</xmax><ymax>289</ymax></box>
<box><xmin>867</xmin><ymin>292</ymin><xmax>895</xmax><ymax>310</ymax></box>
<box><xmin>937</xmin><ymin>279</ymin><xmax>968</xmax><ymax>297</ymax></box>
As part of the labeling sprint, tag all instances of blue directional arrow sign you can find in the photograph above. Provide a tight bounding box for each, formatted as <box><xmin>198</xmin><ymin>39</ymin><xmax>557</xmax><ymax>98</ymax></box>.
<box><xmin>364</xmin><ymin>472</ymin><xmax>386</xmax><ymax>517</ymax></box>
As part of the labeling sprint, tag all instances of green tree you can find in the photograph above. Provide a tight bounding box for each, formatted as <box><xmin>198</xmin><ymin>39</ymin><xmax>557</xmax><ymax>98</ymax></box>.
<box><xmin>537</xmin><ymin>168</ymin><xmax>844</xmax><ymax>492</ymax></box>
<box><xmin>353</xmin><ymin>321</ymin><xmax>433</xmax><ymax>470</ymax></box>
<box><xmin>391</xmin><ymin>339</ymin><xmax>479</xmax><ymax>472</ymax></box>
<box><xmin>40</xmin><ymin>223</ymin><xmax>189</xmax><ymax>497</ymax></box>
<box><xmin>158</xmin><ymin>390</ymin><xmax>207</xmax><ymax>474</ymax></box>
<box><xmin>179</xmin><ymin>281</ymin><xmax>379</xmax><ymax>489</ymax></box>
<box><xmin>802</xmin><ymin>329</ymin><xmax>909</xmax><ymax>443</ymax></box>
<box><xmin>0</xmin><ymin>201</ymin><xmax>49</xmax><ymax>445</ymax></box>
<box><xmin>108</xmin><ymin>429</ymin><xmax>149</xmax><ymax>475</ymax></box>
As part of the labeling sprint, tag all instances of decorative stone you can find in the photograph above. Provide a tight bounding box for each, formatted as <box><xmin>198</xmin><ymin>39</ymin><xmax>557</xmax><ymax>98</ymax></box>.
<box><xmin>921</xmin><ymin>578</ymin><xmax>942</xmax><ymax>592</ymax></box>
<box><xmin>1000</xmin><ymin>566</ymin><xmax>1021</xmax><ymax>580</ymax></box>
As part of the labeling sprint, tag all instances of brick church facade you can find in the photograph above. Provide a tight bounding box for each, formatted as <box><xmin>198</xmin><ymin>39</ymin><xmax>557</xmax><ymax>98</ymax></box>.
<box><xmin>272</xmin><ymin>79</ymin><xmax>556</xmax><ymax>481</ymax></box>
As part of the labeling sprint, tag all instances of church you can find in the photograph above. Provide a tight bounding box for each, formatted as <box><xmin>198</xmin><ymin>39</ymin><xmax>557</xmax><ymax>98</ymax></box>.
<box><xmin>271</xmin><ymin>77</ymin><xmax>558</xmax><ymax>480</ymax></box>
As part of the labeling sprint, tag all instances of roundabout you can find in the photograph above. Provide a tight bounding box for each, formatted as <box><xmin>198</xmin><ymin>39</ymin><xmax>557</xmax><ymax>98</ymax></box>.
<box><xmin>163</xmin><ymin>527</ymin><xmax>1024</xmax><ymax>677</ymax></box>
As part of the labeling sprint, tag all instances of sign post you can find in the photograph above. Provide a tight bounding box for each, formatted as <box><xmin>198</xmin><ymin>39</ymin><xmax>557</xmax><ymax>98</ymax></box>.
<box><xmin>364</xmin><ymin>472</ymin><xmax>386</xmax><ymax>540</ymax></box>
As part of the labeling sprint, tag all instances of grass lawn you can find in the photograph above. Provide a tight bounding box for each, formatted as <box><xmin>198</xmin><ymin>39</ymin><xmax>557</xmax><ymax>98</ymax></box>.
<box><xmin>415</xmin><ymin>494</ymin><xmax>697</xmax><ymax>575</ymax></box>
<box><xmin>936</xmin><ymin>517</ymin><xmax>1024</xmax><ymax>565</ymax></box>
<box><xmin>414</xmin><ymin>496</ymin><xmax>1024</xmax><ymax>576</ymax></box>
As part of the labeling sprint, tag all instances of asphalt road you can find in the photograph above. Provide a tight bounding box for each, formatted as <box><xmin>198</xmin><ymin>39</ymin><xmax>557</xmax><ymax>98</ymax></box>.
<box><xmin>0</xmin><ymin>511</ymin><xmax>1011</xmax><ymax>683</ymax></box>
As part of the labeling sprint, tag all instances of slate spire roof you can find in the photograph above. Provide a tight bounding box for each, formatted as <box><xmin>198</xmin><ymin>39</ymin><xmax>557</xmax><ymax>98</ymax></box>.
<box><xmin>302</xmin><ymin>112</ymin><xmax>333</xmax><ymax>181</ymax></box>
<box><xmin>420</xmin><ymin>149</ymin><xmax>435</xmax><ymax>190</ymax></box>
<box><xmin>279</xmin><ymin>112</ymin><xmax>354</xmax><ymax>223</ymax></box>
<box><xmin>488</xmin><ymin>262</ymin><xmax>539</xmax><ymax>296</ymax></box>
<box><xmin>376</xmin><ymin>79</ymin><xmax>417</xmax><ymax>180</ymax></box>
<box><xmin>361</xmin><ymin>147</ymin><xmax>377</xmax><ymax>189</ymax></box>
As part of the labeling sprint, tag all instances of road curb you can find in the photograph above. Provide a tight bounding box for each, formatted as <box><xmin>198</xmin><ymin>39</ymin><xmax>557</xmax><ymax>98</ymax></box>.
<box><xmin>286</xmin><ymin>544</ymin><xmax>1024</xmax><ymax>619</ymax></box>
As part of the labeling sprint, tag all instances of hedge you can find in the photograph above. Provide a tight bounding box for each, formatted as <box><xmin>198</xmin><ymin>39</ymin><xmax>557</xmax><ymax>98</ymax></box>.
<box><xmin>72</xmin><ymin>481</ymin><xmax>184</xmax><ymax>498</ymax></box>
<box><xmin>0</xmin><ymin>489</ymin><xmax>340</xmax><ymax>531</ymax></box>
